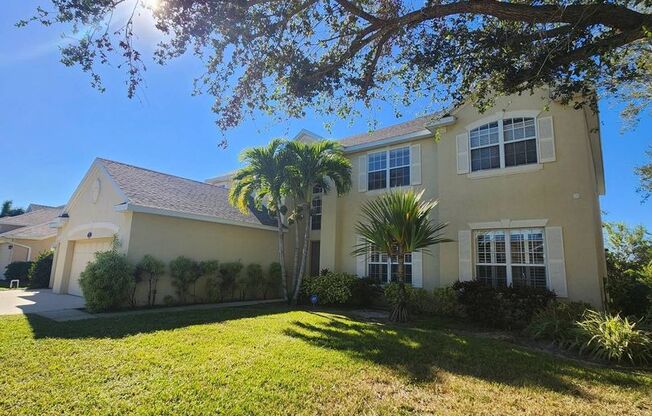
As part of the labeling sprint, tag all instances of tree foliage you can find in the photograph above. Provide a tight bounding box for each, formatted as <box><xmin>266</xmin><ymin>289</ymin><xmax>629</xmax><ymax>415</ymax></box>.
<box><xmin>24</xmin><ymin>1</ymin><xmax>652</xmax><ymax>137</ymax></box>
<box><xmin>636</xmin><ymin>147</ymin><xmax>652</xmax><ymax>202</ymax></box>
<box><xmin>603</xmin><ymin>221</ymin><xmax>652</xmax><ymax>317</ymax></box>
<box><xmin>1</xmin><ymin>200</ymin><xmax>25</xmax><ymax>217</ymax></box>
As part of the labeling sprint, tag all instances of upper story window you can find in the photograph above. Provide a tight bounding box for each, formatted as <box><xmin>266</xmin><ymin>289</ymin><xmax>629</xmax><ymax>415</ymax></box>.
<box><xmin>368</xmin><ymin>147</ymin><xmax>410</xmax><ymax>190</ymax></box>
<box><xmin>470</xmin><ymin>117</ymin><xmax>538</xmax><ymax>172</ymax></box>
<box><xmin>474</xmin><ymin>228</ymin><xmax>546</xmax><ymax>289</ymax></box>
<box><xmin>311</xmin><ymin>185</ymin><xmax>322</xmax><ymax>230</ymax></box>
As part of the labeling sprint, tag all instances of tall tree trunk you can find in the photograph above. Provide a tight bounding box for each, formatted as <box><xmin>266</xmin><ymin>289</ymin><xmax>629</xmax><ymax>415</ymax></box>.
<box><xmin>276</xmin><ymin>208</ymin><xmax>289</xmax><ymax>301</ymax></box>
<box><xmin>292</xmin><ymin>201</ymin><xmax>313</xmax><ymax>305</ymax></box>
<box><xmin>390</xmin><ymin>253</ymin><xmax>408</xmax><ymax>323</ymax></box>
<box><xmin>151</xmin><ymin>277</ymin><xmax>158</xmax><ymax>306</ymax></box>
<box><xmin>291</xmin><ymin>202</ymin><xmax>301</xmax><ymax>302</ymax></box>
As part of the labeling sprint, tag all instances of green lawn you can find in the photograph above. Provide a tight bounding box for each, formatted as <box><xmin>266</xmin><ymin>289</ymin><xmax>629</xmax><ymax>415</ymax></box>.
<box><xmin>0</xmin><ymin>306</ymin><xmax>650</xmax><ymax>415</ymax></box>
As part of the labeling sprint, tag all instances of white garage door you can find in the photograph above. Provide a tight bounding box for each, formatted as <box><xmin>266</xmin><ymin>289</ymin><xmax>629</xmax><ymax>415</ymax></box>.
<box><xmin>67</xmin><ymin>239</ymin><xmax>112</xmax><ymax>296</ymax></box>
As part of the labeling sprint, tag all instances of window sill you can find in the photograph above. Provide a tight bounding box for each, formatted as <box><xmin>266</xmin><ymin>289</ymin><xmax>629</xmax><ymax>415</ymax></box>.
<box><xmin>467</xmin><ymin>163</ymin><xmax>542</xmax><ymax>179</ymax></box>
<box><xmin>365</xmin><ymin>185</ymin><xmax>415</xmax><ymax>196</ymax></box>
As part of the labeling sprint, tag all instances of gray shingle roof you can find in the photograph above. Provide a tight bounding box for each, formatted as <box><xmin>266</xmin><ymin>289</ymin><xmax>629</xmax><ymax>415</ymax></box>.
<box><xmin>0</xmin><ymin>206</ymin><xmax>63</xmax><ymax>227</ymax></box>
<box><xmin>339</xmin><ymin>114</ymin><xmax>438</xmax><ymax>148</ymax></box>
<box><xmin>0</xmin><ymin>222</ymin><xmax>56</xmax><ymax>240</ymax></box>
<box><xmin>97</xmin><ymin>159</ymin><xmax>276</xmax><ymax>227</ymax></box>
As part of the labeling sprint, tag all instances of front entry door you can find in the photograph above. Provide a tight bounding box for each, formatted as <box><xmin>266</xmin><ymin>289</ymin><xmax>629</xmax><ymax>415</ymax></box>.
<box><xmin>309</xmin><ymin>241</ymin><xmax>320</xmax><ymax>277</ymax></box>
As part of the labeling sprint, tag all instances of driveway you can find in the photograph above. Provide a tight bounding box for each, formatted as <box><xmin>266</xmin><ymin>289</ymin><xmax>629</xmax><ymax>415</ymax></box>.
<box><xmin>0</xmin><ymin>289</ymin><xmax>85</xmax><ymax>316</ymax></box>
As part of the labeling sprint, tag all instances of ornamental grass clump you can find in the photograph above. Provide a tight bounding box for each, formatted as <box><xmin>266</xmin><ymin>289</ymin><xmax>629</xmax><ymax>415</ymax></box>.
<box><xmin>573</xmin><ymin>310</ymin><xmax>652</xmax><ymax>365</ymax></box>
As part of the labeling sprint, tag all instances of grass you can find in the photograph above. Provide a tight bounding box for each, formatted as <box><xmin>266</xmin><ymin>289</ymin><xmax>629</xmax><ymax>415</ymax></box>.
<box><xmin>0</xmin><ymin>280</ymin><xmax>24</xmax><ymax>291</ymax></box>
<box><xmin>0</xmin><ymin>306</ymin><xmax>650</xmax><ymax>415</ymax></box>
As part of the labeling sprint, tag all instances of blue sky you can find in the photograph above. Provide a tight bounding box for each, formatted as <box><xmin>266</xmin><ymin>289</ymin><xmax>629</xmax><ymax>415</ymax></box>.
<box><xmin>1</xmin><ymin>1</ymin><xmax>650</xmax><ymax>229</ymax></box>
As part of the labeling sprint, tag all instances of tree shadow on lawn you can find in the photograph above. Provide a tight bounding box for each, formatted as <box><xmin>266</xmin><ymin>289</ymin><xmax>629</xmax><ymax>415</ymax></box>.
<box><xmin>283</xmin><ymin>312</ymin><xmax>650</xmax><ymax>399</ymax></box>
<box><xmin>24</xmin><ymin>304</ymin><xmax>290</xmax><ymax>340</ymax></box>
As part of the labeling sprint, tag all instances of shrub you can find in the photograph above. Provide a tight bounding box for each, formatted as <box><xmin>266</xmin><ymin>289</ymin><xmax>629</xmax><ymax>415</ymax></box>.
<box><xmin>219</xmin><ymin>262</ymin><xmax>243</xmax><ymax>301</ymax></box>
<box><xmin>4</xmin><ymin>261</ymin><xmax>33</xmax><ymax>282</ymax></box>
<box><xmin>349</xmin><ymin>277</ymin><xmax>383</xmax><ymax>307</ymax></box>
<box><xmin>572</xmin><ymin>310</ymin><xmax>652</xmax><ymax>365</ymax></box>
<box><xmin>163</xmin><ymin>295</ymin><xmax>176</xmax><ymax>306</ymax></box>
<box><xmin>79</xmin><ymin>250</ymin><xmax>133</xmax><ymax>312</ymax></box>
<box><xmin>169</xmin><ymin>256</ymin><xmax>201</xmax><ymax>304</ymax></box>
<box><xmin>384</xmin><ymin>283</ymin><xmax>437</xmax><ymax>315</ymax></box>
<box><xmin>264</xmin><ymin>262</ymin><xmax>283</xmax><ymax>299</ymax></box>
<box><xmin>241</xmin><ymin>263</ymin><xmax>264</xmax><ymax>300</ymax></box>
<box><xmin>27</xmin><ymin>251</ymin><xmax>53</xmax><ymax>289</ymax></box>
<box><xmin>301</xmin><ymin>272</ymin><xmax>357</xmax><ymax>305</ymax></box>
<box><xmin>606</xmin><ymin>269</ymin><xmax>651</xmax><ymax>317</ymax></box>
<box><xmin>452</xmin><ymin>281</ymin><xmax>555</xmax><ymax>329</ymax></box>
<box><xmin>200</xmin><ymin>260</ymin><xmax>221</xmax><ymax>302</ymax></box>
<box><xmin>432</xmin><ymin>287</ymin><xmax>461</xmax><ymax>317</ymax></box>
<box><xmin>526</xmin><ymin>300</ymin><xmax>591</xmax><ymax>342</ymax></box>
<box><xmin>135</xmin><ymin>255</ymin><xmax>165</xmax><ymax>306</ymax></box>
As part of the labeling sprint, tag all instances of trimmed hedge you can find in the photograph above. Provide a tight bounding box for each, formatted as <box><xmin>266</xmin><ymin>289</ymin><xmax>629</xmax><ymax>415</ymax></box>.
<box><xmin>28</xmin><ymin>251</ymin><xmax>53</xmax><ymax>289</ymax></box>
<box><xmin>452</xmin><ymin>281</ymin><xmax>556</xmax><ymax>329</ymax></box>
<box><xmin>79</xmin><ymin>250</ymin><xmax>134</xmax><ymax>312</ymax></box>
<box><xmin>4</xmin><ymin>261</ymin><xmax>33</xmax><ymax>282</ymax></box>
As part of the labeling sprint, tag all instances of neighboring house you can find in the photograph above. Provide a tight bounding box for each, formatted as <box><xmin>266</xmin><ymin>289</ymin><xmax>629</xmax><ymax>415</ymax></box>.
<box><xmin>50</xmin><ymin>89</ymin><xmax>607</xmax><ymax>308</ymax></box>
<box><xmin>0</xmin><ymin>205</ymin><xmax>63</xmax><ymax>276</ymax></box>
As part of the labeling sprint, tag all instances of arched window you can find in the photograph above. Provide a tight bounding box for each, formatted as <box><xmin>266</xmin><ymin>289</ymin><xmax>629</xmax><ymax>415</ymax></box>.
<box><xmin>470</xmin><ymin>117</ymin><xmax>538</xmax><ymax>172</ymax></box>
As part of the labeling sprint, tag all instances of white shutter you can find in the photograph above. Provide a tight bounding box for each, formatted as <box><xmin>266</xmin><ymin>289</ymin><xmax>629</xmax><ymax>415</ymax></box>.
<box><xmin>355</xmin><ymin>236</ymin><xmax>367</xmax><ymax>277</ymax></box>
<box><xmin>458</xmin><ymin>230</ymin><xmax>473</xmax><ymax>281</ymax></box>
<box><xmin>410</xmin><ymin>144</ymin><xmax>422</xmax><ymax>186</ymax></box>
<box><xmin>456</xmin><ymin>133</ymin><xmax>470</xmax><ymax>174</ymax></box>
<box><xmin>411</xmin><ymin>250</ymin><xmax>423</xmax><ymax>288</ymax></box>
<box><xmin>537</xmin><ymin>116</ymin><xmax>556</xmax><ymax>163</ymax></box>
<box><xmin>358</xmin><ymin>155</ymin><xmax>368</xmax><ymax>192</ymax></box>
<box><xmin>545</xmin><ymin>226</ymin><xmax>567</xmax><ymax>297</ymax></box>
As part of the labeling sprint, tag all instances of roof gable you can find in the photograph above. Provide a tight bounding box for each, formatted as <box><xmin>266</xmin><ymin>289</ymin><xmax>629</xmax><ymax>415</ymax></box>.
<box><xmin>96</xmin><ymin>159</ymin><xmax>275</xmax><ymax>227</ymax></box>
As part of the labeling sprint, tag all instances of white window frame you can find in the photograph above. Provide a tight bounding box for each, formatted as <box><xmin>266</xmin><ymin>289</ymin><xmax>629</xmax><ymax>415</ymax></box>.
<box><xmin>367</xmin><ymin>146</ymin><xmax>411</xmax><ymax>191</ymax></box>
<box><xmin>466</xmin><ymin>110</ymin><xmax>541</xmax><ymax>173</ymax></box>
<box><xmin>473</xmin><ymin>228</ymin><xmax>548</xmax><ymax>288</ymax></box>
<box><xmin>310</xmin><ymin>191</ymin><xmax>322</xmax><ymax>230</ymax></box>
<box><xmin>368</xmin><ymin>246</ymin><xmax>413</xmax><ymax>284</ymax></box>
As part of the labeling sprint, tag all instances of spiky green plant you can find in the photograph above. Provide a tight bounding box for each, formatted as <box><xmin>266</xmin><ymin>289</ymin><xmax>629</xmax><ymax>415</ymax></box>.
<box><xmin>353</xmin><ymin>190</ymin><xmax>450</xmax><ymax>322</ymax></box>
<box><xmin>574</xmin><ymin>310</ymin><xmax>652</xmax><ymax>364</ymax></box>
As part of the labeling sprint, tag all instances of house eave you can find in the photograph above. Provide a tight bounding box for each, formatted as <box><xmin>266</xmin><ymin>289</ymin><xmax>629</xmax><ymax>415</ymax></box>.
<box><xmin>114</xmin><ymin>203</ymin><xmax>278</xmax><ymax>232</ymax></box>
<box><xmin>343</xmin><ymin>129</ymin><xmax>434</xmax><ymax>153</ymax></box>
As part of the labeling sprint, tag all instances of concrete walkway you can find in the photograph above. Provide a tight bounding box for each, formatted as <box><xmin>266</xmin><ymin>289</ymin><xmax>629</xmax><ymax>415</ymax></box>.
<box><xmin>37</xmin><ymin>298</ymin><xmax>286</xmax><ymax>322</ymax></box>
<box><xmin>0</xmin><ymin>289</ymin><xmax>85</xmax><ymax>316</ymax></box>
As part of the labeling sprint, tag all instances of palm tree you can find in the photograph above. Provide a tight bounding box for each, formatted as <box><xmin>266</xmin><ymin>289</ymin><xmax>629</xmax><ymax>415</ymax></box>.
<box><xmin>286</xmin><ymin>140</ymin><xmax>352</xmax><ymax>304</ymax></box>
<box><xmin>353</xmin><ymin>190</ymin><xmax>450</xmax><ymax>322</ymax></box>
<box><xmin>229</xmin><ymin>139</ymin><xmax>292</xmax><ymax>300</ymax></box>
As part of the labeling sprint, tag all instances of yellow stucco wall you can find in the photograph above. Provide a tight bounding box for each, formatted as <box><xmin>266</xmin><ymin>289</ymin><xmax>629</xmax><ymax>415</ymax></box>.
<box><xmin>126</xmin><ymin>212</ymin><xmax>284</xmax><ymax>304</ymax></box>
<box><xmin>320</xmin><ymin>90</ymin><xmax>606</xmax><ymax>307</ymax></box>
<box><xmin>14</xmin><ymin>237</ymin><xmax>55</xmax><ymax>261</ymax></box>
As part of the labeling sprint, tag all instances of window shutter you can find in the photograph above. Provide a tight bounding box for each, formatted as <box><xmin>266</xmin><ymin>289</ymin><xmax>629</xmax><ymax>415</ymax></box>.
<box><xmin>411</xmin><ymin>250</ymin><xmax>423</xmax><ymax>288</ymax></box>
<box><xmin>537</xmin><ymin>116</ymin><xmax>556</xmax><ymax>163</ymax></box>
<box><xmin>410</xmin><ymin>144</ymin><xmax>422</xmax><ymax>186</ymax></box>
<box><xmin>358</xmin><ymin>155</ymin><xmax>367</xmax><ymax>192</ymax></box>
<box><xmin>355</xmin><ymin>236</ymin><xmax>367</xmax><ymax>277</ymax></box>
<box><xmin>456</xmin><ymin>133</ymin><xmax>470</xmax><ymax>174</ymax></box>
<box><xmin>458</xmin><ymin>230</ymin><xmax>473</xmax><ymax>281</ymax></box>
<box><xmin>545</xmin><ymin>226</ymin><xmax>567</xmax><ymax>297</ymax></box>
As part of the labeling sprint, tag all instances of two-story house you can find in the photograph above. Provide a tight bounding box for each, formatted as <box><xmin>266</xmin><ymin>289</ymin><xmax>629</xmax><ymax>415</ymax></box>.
<box><xmin>311</xmin><ymin>90</ymin><xmax>606</xmax><ymax>307</ymax></box>
<box><xmin>49</xmin><ymin>90</ymin><xmax>606</xmax><ymax>307</ymax></box>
